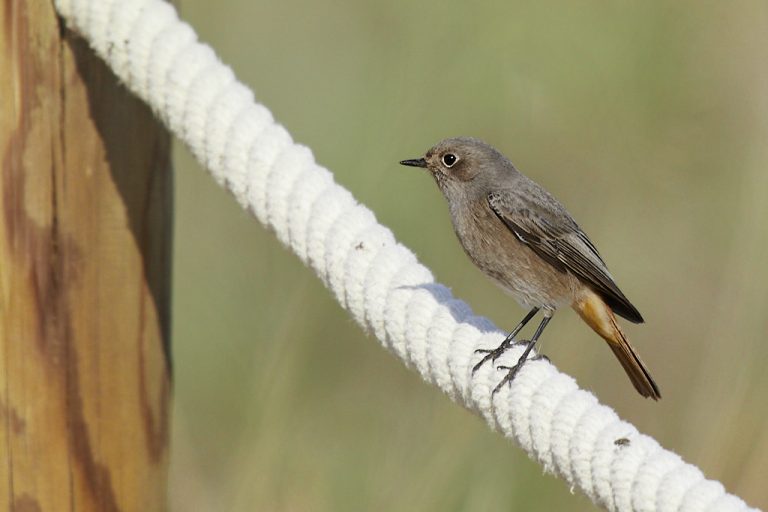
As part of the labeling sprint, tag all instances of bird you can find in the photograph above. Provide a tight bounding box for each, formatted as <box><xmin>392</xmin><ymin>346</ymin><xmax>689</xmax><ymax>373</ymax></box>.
<box><xmin>400</xmin><ymin>137</ymin><xmax>660</xmax><ymax>399</ymax></box>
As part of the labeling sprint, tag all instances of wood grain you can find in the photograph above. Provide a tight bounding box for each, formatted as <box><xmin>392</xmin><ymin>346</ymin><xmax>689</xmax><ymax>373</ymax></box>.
<box><xmin>0</xmin><ymin>1</ymin><xmax>172</xmax><ymax>510</ymax></box>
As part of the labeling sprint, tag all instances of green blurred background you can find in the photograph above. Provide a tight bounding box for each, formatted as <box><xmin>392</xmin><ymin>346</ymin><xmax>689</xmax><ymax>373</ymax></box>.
<box><xmin>169</xmin><ymin>1</ymin><xmax>768</xmax><ymax>510</ymax></box>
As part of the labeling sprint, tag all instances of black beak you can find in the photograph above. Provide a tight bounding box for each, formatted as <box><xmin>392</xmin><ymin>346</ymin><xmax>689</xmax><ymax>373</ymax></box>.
<box><xmin>399</xmin><ymin>158</ymin><xmax>427</xmax><ymax>168</ymax></box>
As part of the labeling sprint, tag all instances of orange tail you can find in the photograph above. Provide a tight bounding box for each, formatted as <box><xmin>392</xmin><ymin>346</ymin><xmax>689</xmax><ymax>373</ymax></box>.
<box><xmin>573</xmin><ymin>291</ymin><xmax>661</xmax><ymax>400</ymax></box>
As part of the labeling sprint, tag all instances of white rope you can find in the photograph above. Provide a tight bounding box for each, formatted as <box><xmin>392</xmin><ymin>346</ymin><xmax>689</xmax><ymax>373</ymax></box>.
<box><xmin>53</xmin><ymin>1</ymin><xmax>759</xmax><ymax>510</ymax></box>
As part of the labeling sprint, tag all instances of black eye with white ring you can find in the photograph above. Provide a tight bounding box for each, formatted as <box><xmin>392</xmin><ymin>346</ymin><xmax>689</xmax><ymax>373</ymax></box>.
<box><xmin>442</xmin><ymin>153</ymin><xmax>458</xmax><ymax>167</ymax></box>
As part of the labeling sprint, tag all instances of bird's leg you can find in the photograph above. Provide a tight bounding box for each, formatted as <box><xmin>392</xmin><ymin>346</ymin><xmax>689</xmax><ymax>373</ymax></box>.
<box><xmin>472</xmin><ymin>307</ymin><xmax>540</xmax><ymax>374</ymax></box>
<box><xmin>492</xmin><ymin>314</ymin><xmax>552</xmax><ymax>394</ymax></box>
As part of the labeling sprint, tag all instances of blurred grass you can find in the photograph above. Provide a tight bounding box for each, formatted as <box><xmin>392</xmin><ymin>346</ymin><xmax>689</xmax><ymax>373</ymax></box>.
<box><xmin>169</xmin><ymin>1</ymin><xmax>768</xmax><ymax>510</ymax></box>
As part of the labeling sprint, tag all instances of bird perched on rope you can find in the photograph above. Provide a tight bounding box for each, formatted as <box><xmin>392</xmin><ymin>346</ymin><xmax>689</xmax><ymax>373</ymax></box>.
<box><xmin>400</xmin><ymin>137</ymin><xmax>660</xmax><ymax>399</ymax></box>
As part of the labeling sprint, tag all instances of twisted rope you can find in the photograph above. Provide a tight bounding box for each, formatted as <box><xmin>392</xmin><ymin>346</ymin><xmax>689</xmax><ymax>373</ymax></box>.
<box><xmin>53</xmin><ymin>1</ymin><xmax>759</xmax><ymax>510</ymax></box>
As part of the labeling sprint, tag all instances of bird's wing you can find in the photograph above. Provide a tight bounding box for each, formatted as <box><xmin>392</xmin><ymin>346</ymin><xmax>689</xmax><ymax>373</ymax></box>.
<box><xmin>487</xmin><ymin>191</ymin><xmax>643</xmax><ymax>323</ymax></box>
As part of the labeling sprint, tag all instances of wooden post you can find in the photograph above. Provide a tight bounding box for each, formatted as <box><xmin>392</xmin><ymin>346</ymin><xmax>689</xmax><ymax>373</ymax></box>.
<box><xmin>0</xmin><ymin>1</ymin><xmax>172</xmax><ymax>511</ymax></box>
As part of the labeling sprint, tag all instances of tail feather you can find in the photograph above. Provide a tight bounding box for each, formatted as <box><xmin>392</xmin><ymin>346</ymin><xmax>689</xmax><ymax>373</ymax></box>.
<box><xmin>605</xmin><ymin>327</ymin><xmax>661</xmax><ymax>400</ymax></box>
<box><xmin>574</xmin><ymin>292</ymin><xmax>661</xmax><ymax>400</ymax></box>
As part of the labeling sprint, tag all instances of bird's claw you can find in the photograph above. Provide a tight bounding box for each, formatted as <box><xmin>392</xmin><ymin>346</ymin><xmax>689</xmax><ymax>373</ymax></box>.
<box><xmin>491</xmin><ymin>353</ymin><xmax>549</xmax><ymax>395</ymax></box>
<box><xmin>492</xmin><ymin>363</ymin><xmax>522</xmax><ymax>394</ymax></box>
<box><xmin>471</xmin><ymin>347</ymin><xmax>505</xmax><ymax>374</ymax></box>
<box><xmin>472</xmin><ymin>339</ymin><xmax>532</xmax><ymax>374</ymax></box>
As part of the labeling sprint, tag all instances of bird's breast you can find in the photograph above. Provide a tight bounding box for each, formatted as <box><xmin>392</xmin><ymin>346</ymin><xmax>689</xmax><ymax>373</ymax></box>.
<box><xmin>448</xmin><ymin>198</ymin><xmax>580</xmax><ymax>310</ymax></box>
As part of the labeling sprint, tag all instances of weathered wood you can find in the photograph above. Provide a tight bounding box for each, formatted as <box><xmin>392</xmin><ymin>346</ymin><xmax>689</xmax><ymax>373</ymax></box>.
<box><xmin>0</xmin><ymin>1</ymin><xmax>172</xmax><ymax>511</ymax></box>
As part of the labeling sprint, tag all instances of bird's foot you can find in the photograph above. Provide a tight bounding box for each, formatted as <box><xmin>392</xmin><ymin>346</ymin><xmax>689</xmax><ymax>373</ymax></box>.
<box><xmin>472</xmin><ymin>339</ymin><xmax>532</xmax><ymax>374</ymax></box>
<box><xmin>491</xmin><ymin>353</ymin><xmax>548</xmax><ymax>395</ymax></box>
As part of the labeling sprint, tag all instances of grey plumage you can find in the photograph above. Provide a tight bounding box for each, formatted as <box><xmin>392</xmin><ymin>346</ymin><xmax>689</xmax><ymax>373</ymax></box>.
<box><xmin>400</xmin><ymin>136</ymin><xmax>660</xmax><ymax>399</ymax></box>
<box><xmin>421</xmin><ymin>137</ymin><xmax>638</xmax><ymax>316</ymax></box>
<box><xmin>487</xmin><ymin>191</ymin><xmax>643</xmax><ymax>323</ymax></box>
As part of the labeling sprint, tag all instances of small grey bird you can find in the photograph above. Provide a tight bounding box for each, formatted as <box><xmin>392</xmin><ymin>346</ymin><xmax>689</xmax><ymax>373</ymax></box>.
<box><xmin>400</xmin><ymin>137</ymin><xmax>660</xmax><ymax>399</ymax></box>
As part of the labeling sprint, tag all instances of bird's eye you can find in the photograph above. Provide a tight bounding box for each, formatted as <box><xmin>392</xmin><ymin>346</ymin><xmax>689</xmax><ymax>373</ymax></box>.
<box><xmin>442</xmin><ymin>153</ymin><xmax>458</xmax><ymax>167</ymax></box>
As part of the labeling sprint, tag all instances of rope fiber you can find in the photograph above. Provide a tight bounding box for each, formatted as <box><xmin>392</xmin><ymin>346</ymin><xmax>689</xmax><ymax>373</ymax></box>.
<box><xmin>53</xmin><ymin>0</ymin><xmax>759</xmax><ymax>510</ymax></box>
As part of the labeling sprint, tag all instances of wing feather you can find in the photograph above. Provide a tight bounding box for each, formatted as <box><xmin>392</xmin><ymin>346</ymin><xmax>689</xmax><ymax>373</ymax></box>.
<box><xmin>487</xmin><ymin>192</ymin><xmax>643</xmax><ymax>323</ymax></box>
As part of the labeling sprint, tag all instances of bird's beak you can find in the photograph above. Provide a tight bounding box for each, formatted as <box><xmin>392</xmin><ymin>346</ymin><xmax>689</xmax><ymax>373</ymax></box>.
<box><xmin>399</xmin><ymin>158</ymin><xmax>428</xmax><ymax>168</ymax></box>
